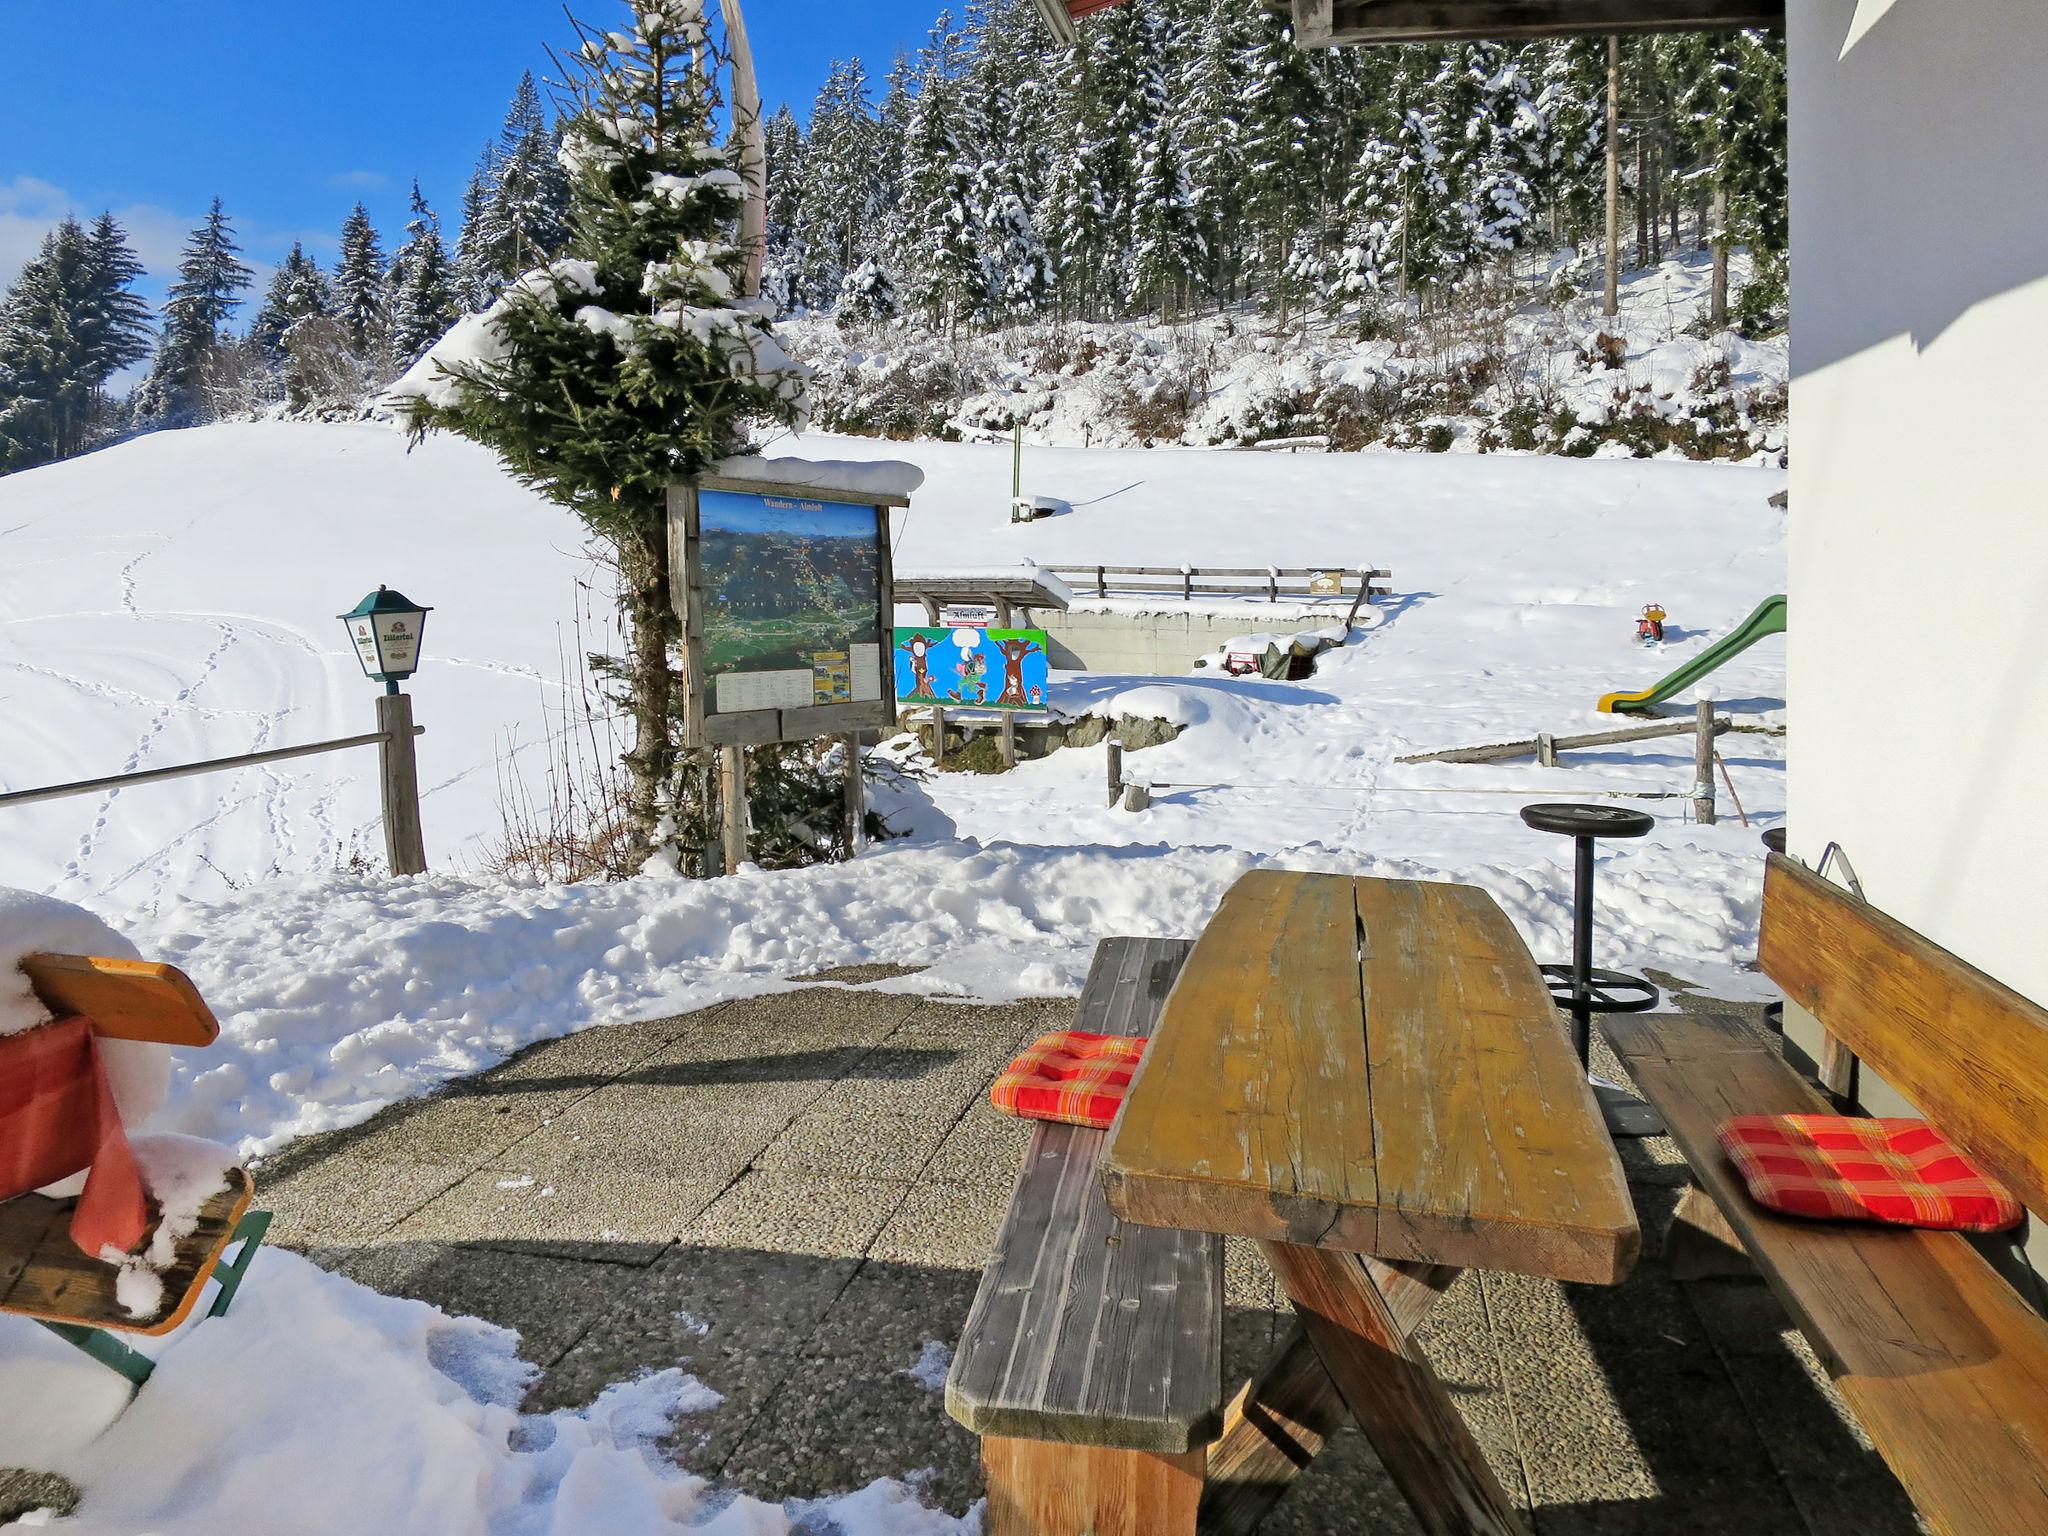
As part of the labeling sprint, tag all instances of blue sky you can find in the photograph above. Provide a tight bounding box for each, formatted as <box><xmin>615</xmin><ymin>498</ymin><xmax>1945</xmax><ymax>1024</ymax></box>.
<box><xmin>0</xmin><ymin>0</ymin><xmax>940</xmax><ymax>305</ymax></box>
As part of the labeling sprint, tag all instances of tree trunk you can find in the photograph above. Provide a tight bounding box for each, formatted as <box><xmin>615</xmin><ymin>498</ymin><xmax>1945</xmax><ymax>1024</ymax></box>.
<box><xmin>1603</xmin><ymin>36</ymin><xmax>1621</xmax><ymax>318</ymax></box>
<box><xmin>1709</xmin><ymin>181</ymin><xmax>1730</xmax><ymax>328</ymax></box>
<box><xmin>615</xmin><ymin>512</ymin><xmax>678</xmax><ymax>867</ymax></box>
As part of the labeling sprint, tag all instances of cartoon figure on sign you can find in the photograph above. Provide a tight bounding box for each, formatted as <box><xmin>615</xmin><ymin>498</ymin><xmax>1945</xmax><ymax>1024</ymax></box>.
<box><xmin>899</xmin><ymin>632</ymin><xmax>939</xmax><ymax>702</ymax></box>
<box><xmin>994</xmin><ymin>636</ymin><xmax>1044</xmax><ymax>707</ymax></box>
<box><xmin>955</xmin><ymin>648</ymin><xmax>988</xmax><ymax>704</ymax></box>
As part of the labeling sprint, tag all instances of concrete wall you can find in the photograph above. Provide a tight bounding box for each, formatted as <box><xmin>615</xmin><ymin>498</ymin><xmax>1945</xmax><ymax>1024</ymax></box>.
<box><xmin>1038</xmin><ymin>606</ymin><xmax>1339</xmax><ymax>675</ymax></box>
<box><xmin>1786</xmin><ymin>0</ymin><xmax>2048</xmax><ymax>1295</ymax></box>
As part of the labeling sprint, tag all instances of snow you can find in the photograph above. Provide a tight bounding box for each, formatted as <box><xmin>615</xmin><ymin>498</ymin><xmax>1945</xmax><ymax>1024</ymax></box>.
<box><xmin>0</xmin><ymin>888</ymin><xmax>139</xmax><ymax>1037</ymax></box>
<box><xmin>2</xmin><ymin>420</ymin><xmax>1784</xmax><ymax>1164</ymax></box>
<box><xmin>2</xmin><ymin>1246</ymin><xmax>972</xmax><ymax>1536</ymax></box>
<box><xmin>712</xmin><ymin>453</ymin><xmax>925</xmax><ymax>500</ymax></box>
<box><xmin>902</xmin><ymin>1340</ymin><xmax>953</xmax><ymax>1392</ymax></box>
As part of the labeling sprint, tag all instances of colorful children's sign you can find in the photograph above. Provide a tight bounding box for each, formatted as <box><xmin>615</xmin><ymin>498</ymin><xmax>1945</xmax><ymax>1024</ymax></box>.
<box><xmin>895</xmin><ymin>627</ymin><xmax>1050</xmax><ymax>712</ymax></box>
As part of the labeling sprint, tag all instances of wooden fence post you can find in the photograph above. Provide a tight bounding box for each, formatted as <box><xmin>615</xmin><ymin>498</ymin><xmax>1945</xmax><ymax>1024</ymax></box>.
<box><xmin>1106</xmin><ymin>739</ymin><xmax>1124</xmax><ymax>806</ymax></box>
<box><xmin>375</xmin><ymin>692</ymin><xmax>427</xmax><ymax>876</ymax></box>
<box><xmin>1693</xmin><ymin>699</ymin><xmax>1717</xmax><ymax>826</ymax></box>
<box><xmin>843</xmin><ymin>733</ymin><xmax>866</xmax><ymax>855</ymax></box>
<box><xmin>931</xmin><ymin>705</ymin><xmax>947</xmax><ymax>769</ymax></box>
<box><xmin>719</xmin><ymin>744</ymin><xmax>747</xmax><ymax>872</ymax></box>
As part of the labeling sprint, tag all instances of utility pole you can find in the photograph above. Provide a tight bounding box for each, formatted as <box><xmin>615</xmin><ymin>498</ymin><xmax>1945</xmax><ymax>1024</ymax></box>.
<box><xmin>1604</xmin><ymin>35</ymin><xmax>1621</xmax><ymax>319</ymax></box>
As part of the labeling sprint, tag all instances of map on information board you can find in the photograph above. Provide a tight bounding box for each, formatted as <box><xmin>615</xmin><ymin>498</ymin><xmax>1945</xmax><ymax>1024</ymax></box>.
<box><xmin>894</xmin><ymin>627</ymin><xmax>1050</xmax><ymax>712</ymax></box>
<box><xmin>700</xmin><ymin>489</ymin><xmax>884</xmax><ymax>713</ymax></box>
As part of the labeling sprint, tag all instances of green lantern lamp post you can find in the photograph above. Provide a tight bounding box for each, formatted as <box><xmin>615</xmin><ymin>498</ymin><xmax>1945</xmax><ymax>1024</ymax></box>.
<box><xmin>339</xmin><ymin>586</ymin><xmax>431</xmax><ymax>875</ymax></box>
<box><xmin>339</xmin><ymin>585</ymin><xmax>432</xmax><ymax>696</ymax></box>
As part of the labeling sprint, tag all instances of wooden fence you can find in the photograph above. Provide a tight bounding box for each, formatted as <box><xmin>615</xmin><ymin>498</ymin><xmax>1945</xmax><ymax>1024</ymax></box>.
<box><xmin>1046</xmin><ymin>564</ymin><xmax>1393</xmax><ymax>606</ymax></box>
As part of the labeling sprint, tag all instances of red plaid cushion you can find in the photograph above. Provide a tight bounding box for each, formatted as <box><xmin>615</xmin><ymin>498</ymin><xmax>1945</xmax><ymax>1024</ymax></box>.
<box><xmin>1717</xmin><ymin>1115</ymin><xmax>2024</xmax><ymax>1232</ymax></box>
<box><xmin>990</xmin><ymin>1031</ymin><xmax>1146</xmax><ymax>1130</ymax></box>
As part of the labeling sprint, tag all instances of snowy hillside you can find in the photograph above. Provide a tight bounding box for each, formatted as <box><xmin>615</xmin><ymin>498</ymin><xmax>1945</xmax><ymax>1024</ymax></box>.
<box><xmin>1</xmin><ymin>420</ymin><xmax>1784</xmax><ymax>1155</ymax></box>
<box><xmin>787</xmin><ymin>250</ymin><xmax>1787</xmax><ymax>460</ymax></box>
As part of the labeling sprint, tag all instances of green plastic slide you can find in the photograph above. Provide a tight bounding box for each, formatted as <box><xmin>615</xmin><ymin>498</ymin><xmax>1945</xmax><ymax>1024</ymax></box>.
<box><xmin>1598</xmin><ymin>594</ymin><xmax>1787</xmax><ymax>714</ymax></box>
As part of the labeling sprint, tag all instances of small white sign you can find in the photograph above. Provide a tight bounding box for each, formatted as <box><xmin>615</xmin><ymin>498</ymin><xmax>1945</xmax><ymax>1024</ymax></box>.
<box><xmin>941</xmin><ymin>604</ymin><xmax>997</xmax><ymax>628</ymax></box>
<box><xmin>850</xmin><ymin>643</ymin><xmax>883</xmax><ymax>702</ymax></box>
<box><xmin>715</xmin><ymin>668</ymin><xmax>813</xmax><ymax>714</ymax></box>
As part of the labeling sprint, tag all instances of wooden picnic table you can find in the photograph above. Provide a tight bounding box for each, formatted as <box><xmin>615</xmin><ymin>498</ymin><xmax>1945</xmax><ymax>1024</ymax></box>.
<box><xmin>1101</xmin><ymin>870</ymin><xmax>1640</xmax><ymax>1536</ymax></box>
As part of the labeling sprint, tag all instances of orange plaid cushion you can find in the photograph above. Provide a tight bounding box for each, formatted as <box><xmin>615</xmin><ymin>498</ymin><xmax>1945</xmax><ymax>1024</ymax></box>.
<box><xmin>1717</xmin><ymin>1115</ymin><xmax>2024</xmax><ymax>1232</ymax></box>
<box><xmin>989</xmin><ymin>1031</ymin><xmax>1146</xmax><ymax>1130</ymax></box>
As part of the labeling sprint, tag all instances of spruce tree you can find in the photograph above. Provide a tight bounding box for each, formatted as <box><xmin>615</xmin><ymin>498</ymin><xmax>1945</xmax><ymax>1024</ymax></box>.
<box><xmin>452</xmin><ymin>146</ymin><xmax>499</xmax><ymax>311</ymax></box>
<box><xmin>139</xmin><ymin>198</ymin><xmax>252</xmax><ymax>425</ymax></box>
<box><xmin>1125</xmin><ymin>7</ymin><xmax>1204</xmax><ymax>317</ymax></box>
<box><xmin>901</xmin><ymin>17</ymin><xmax>989</xmax><ymax>334</ymax></box>
<box><xmin>397</xmin><ymin>0</ymin><xmax>807</xmax><ymax>865</ymax></box>
<box><xmin>79</xmin><ymin>214</ymin><xmax>153</xmax><ymax>392</ymax></box>
<box><xmin>251</xmin><ymin>241</ymin><xmax>334</xmax><ymax>363</ymax></box>
<box><xmin>333</xmin><ymin>203</ymin><xmax>388</xmax><ymax>361</ymax></box>
<box><xmin>385</xmin><ymin>181</ymin><xmax>458</xmax><ymax>367</ymax></box>
<box><xmin>482</xmin><ymin>72</ymin><xmax>573</xmax><ymax>286</ymax></box>
<box><xmin>0</xmin><ymin>221</ymin><xmax>96</xmax><ymax>466</ymax></box>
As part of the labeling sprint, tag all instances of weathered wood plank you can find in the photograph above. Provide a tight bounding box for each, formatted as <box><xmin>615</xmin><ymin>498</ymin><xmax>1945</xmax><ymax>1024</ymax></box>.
<box><xmin>19</xmin><ymin>954</ymin><xmax>219</xmax><ymax>1047</ymax></box>
<box><xmin>946</xmin><ymin>938</ymin><xmax>1225</xmax><ymax>1453</ymax></box>
<box><xmin>1103</xmin><ymin>872</ymin><xmax>1378</xmax><ymax>1249</ymax></box>
<box><xmin>1102</xmin><ymin>871</ymin><xmax>1637</xmax><ymax>1284</ymax></box>
<box><xmin>1759</xmin><ymin>851</ymin><xmax>2048</xmax><ymax>1217</ymax></box>
<box><xmin>0</xmin><ymin>1170</ymin><xmax>254</xmax><ymax>1336</ymax></box>
<box><xmin>1265</xmin><ymin>1242</ymin><xmax>1526</xmax><ymax>1536</ymax></box>
<box><xmin>1363</xmin><ymin>880</ymin><xmax>1637</xmax><ymax>1283</ymax></box>
<box><xmin>982</xmin><ymin>1436</ymin><xmax>1205</xmax><ymax>1536</ymax></box>
<box><xmin>1606</xmin><ymin>1012</ymin><xmax>2048</xmax><ymax>1536</ymax></box>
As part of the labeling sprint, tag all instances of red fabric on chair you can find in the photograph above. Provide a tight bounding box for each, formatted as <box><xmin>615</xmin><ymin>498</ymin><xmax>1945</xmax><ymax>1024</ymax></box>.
<box><xmin>1717</xmin><ymin>1114</ymin><xmax>2024</xmax><ymax>1233</ymax></box>
<box><xmin>990</xmin><ymin>1031</ymin><xmax>1147</xmax><ymax>1130</ymax></box>
<box><xmin>0</xmin><ymin>1016</ymin><xmax>150</xmax><ymax>1257</ymax></box>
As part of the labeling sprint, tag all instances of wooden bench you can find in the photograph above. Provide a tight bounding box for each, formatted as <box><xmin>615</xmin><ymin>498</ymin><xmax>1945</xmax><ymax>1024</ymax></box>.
<box><xmin>1606</xmin><ymin>852</ymin><xmax>2048</xmax><ymax>1536</ymax></box>
<box><xmin>946</xmin><ymin>936</ymin><xmax>1227</xmax><ymax>1536</ymax></box>
<box><xmin>0</xmin><ymin>954</ymin><xmax>269</xmax><ymax>1386</ymax></box>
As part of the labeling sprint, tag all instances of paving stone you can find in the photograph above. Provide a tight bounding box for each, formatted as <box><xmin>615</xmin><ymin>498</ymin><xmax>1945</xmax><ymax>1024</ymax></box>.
<box><xmin>1485</xmin><ymin>1264</ymin><xmax>1804</xmax><ymax>1535</ymax></box>
<box><xmin>922</xmin><ymin>1099</ymin><xmax>1034</xmax><ymax>1189</ymax></box>
<box><xmin>256</xmin><ymin>1152</ymin><xmax>474</xmax><ymax>1249</ymax></box>
<box><xmin>0</xmin><ymin>1469</ymin><xmax>79</xmax><ymax>1524</ymax></box>
<box><xmin>533</xmin><ymin>1243</ymin><xmax>864</xmax><ymax>1471</ymax></box>
<box><xmin>787</xmin><ymin>964</ymin><xmax>931</xmax><ymax>985</ymax></box>
<box><xmin>1259</xmin><ymin>1426</ymin><xmax>1421</xmax><ymax>1536</ymax></box>
<box><xmin>679</xmin><ymin>1172</ymin><xmax>906</xmax><ymax>1260</ymax></box>
<box><xmin>340</xmin><ymin>1240</ymin><xmax>639</xmax><ymax>1370</ymax></box>
<box><xmin>718</xmin><ymin>1261</ymin><xmax>982</xmax><ymax>1511</ymax></box>
<box><xmin>868</xmin><ymin>1180</ymin><xmax>1011</xmax><ymax>1271</ymax></box>
<box><xmin>387</xmin><ymin>1165</ymin><xmax>729</xmax><ymax>1264</ymax></box>
<box><xmin>1686</xmin><ymin>1277</ymin><xmax>1923</xmax><ymax>1536</ymax></box>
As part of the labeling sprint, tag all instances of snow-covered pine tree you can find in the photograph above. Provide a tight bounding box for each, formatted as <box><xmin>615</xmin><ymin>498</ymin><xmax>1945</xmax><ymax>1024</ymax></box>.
<box><xmin>79</xmin><ymin>214</ymin><xmax>153</xmax><ymax>396</ymax></box>
<box><xmin>1236</xmin><ymin>5</ymin><xmax>1329</xmax><ymax>316</ymax></box>
<box><xmin>385</xmin><ymin>182</ymin><xmax>459</xmax><ymax>368</ymax></box>
<box><xmin>396</xmin><ymin>0</ymin><xmax>807</xmax><ymax>866</ymax></box>
<box><xmin>967</xmin><ymin>0</ymin><xmax>1051</xmax><ymax>318</ymax></box>
<box><xmin>482</xmin><ymin>72</ymin><xmax>574</xmax><ymax>287</ymax></box>
<box><xmin>1039</xmin><ymin>33</ymin><xmax>1116</xmax><ymax>321</ymax></box>
<box><xmin>1180</xmin><ymin>0</ymin><xmax>1256</xmax><ymax>304</ymax></box>
<box><xmin>1531</xmin><ymin>39</ymin><xmax>1606</xmax><ymax>248</ymax></box>
<box><xmin>452</xmin><ymin>145</ymin><xmax>499</xmax><ymax>311</ymax></box>
<box><xmin>333</xmin><ymin>203</ymin><xmax>388</xmax><ymax>362</ymax></box>
<box><xmin>251</xmin><ymin>242</ymin><xmax>334</xmax><ymax>363</ymax></box>
<box><xmin>761</xmin><ymin>103</ymin><xmax>812</xmax><ymax>313</ymax></box>
<box><xmin>0</xmin><ymin>220</ymin><xmax>96</xmax><ymax>468</ymax></box>
<box><xmin>139</xmin><ymin>198</ymin><xmax>252</xmax><ymax>425</ymax></box>
<box><xmin>1125</xmin><ymin>5</ymin><xmax>1205</xmax><ymax>318</ymax></box>
<box><xmin>900</xmin><ymin>15</ymin><xmax>989</xmax><ymax>335</ymax></box>
<box><xmin>837</xmin><ymin>258</ymin><xmax>900</xmax><ymax>327</ymax></box>
<box><xmin>1449</xmin><ymin>41</ymin><xmax>1542</xmax><ymax>264</ymax></box>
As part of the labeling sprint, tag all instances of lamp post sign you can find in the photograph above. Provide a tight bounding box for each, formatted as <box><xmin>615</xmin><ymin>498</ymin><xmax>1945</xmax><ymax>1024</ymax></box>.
<box><xmin>338</xmin><ymin>585</ymin><xmax>431</xmax><ymax>876</ymax></box>
<box><xmin>339</xmin><ymin>585</ymin><xmax>432</xmax><ymax>693</ymax></box>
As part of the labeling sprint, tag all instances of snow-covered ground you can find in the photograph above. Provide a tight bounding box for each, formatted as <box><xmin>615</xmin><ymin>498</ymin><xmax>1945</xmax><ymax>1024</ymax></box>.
<box><xmin>2</xmin><ymin>420</ymin><xmax>1785</xmax><ymax>1158</ymax></box>
<box><xmin>1</xmin><ymin>414</ymin><xmax>1783</xmax><ymax>1531</ymax></box>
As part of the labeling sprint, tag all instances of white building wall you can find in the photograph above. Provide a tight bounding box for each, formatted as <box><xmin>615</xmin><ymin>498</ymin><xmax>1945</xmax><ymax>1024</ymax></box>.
<box><xmin>1788</xmin><ymin>0</ymin><xmax>2048</xmax><ymax>1008</ymax></box>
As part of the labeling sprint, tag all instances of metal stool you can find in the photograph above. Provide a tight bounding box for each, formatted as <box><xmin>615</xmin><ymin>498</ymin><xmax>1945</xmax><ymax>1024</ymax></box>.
<box><xmin>1520</xmin><ymin>803</ymin><xmax>1661</xmax><ymax>1136</ymax></box>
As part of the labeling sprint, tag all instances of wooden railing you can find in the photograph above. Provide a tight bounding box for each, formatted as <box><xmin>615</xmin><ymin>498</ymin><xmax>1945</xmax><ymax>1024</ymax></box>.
<box><xmin>1045</xmin><ymin>565</ymin><xmax>1393</xmax><ymax>606</ymax></box>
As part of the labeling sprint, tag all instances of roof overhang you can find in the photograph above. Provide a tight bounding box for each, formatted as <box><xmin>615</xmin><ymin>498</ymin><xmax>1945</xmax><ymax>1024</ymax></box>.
<box><xmin>1287</xmin><ymin>0</ymin><xmax>1783</xmax><ymax>46</ymax></box>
